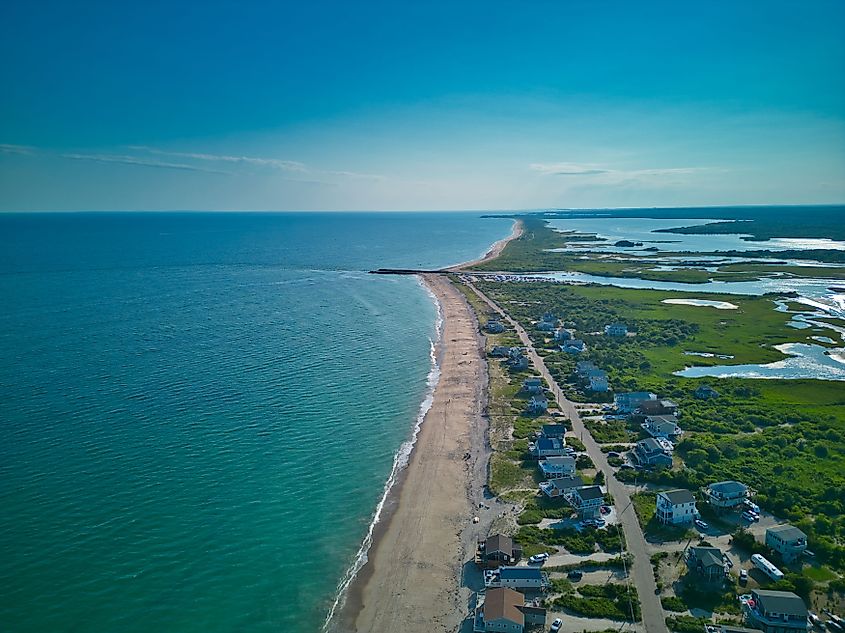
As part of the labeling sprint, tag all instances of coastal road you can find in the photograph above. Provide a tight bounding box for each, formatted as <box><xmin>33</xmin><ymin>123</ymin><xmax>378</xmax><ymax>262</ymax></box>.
<box><xmin>462</xmin><ymin>278</ymin><xmax>669</xmax><ymax>633</ymax></box>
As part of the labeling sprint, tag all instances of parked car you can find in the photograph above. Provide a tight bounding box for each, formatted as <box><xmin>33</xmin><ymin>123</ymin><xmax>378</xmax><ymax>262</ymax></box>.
<box><xmin>741</xmin><ymin>511</ymin><xmax>757</xmax><ymax>522</ymax></box>
<box><xmin>607</xmin><ymin>451</ymin><xmax>620</xmax><ymax>458</ymax></box>
<box><xmin>529</xmin><ymin>552</ymin><xmax>549</xmax><ymax>564</ymax></box>
<box><xmin>594</xmin><ymin>518</ymin><xmax>606</xmax><ymax>527</ymax></box>
<box><xmin>739</xmin><ymin>569</ymin><xmax>748</xmax><ymax>582</ymax></box>
<box><xmin>743</xmin><ymin>499</ymin><xmax>760</xmax><ymax>513</ymax></box>
<box><xmin>567</xmin><ymin>570</ymin><xmax>583</xmax><ymax>581</ymax></box>
<box><xmin>619</xmin><ymin>463</ymin><xmax>634</xmax><ymax>470</ymax></box>
<box><xmin>600</xmin><ymin>505</ymin><xmax>611</xmax><ymax>515</ymax></box>
<box><xmin>694</xmin><ymin>519</ymin><xmax>708</xmax><ymax>530</ymax></box>
<box><xmin>550</xmin><ymin>618</ymin><xmax>563</xmax><ymax>632</ymax></box>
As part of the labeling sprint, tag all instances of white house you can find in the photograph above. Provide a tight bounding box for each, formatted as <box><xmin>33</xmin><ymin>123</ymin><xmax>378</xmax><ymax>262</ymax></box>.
<box><xmin>604</xmin><ymin>322</ymin><xmax>628</xmax><ymax>337</ymax></box>
<box><xmin>642</xmin><ymin>414</ymin><xmax>682</xmax><ymax>440</ymax></box>
<box><xmin>656</xmin><ymin>489</ymin><xmax>698</xmax><ymax>525</ymax></box>
<box><xmin>539</xmin><ymin>455</ymin><xmax>576</xmax><ymax>480</ymax></box>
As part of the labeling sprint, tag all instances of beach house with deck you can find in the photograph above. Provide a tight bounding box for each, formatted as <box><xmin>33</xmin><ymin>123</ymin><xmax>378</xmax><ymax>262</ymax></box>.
<box><xmin>633</xmin><ymin>438</ymin><xmax>673</xmax><ymax>468</ymax></box>
<box><xmin>704</xmin><ymin>480</ymin><xmax>749</xmax><ymax>511</ymax></box>
<box><xmin>562</xmin><ymin>339</ymin><xmax>586</xmax><ymax>354</ymax></box>
<box><xmin>539</xmin><ymin>475</ymin><xmax>583</xmax><ymax>499</ymax></box>
<box><xmin>685</xmin><ymin>546</ymin><xmax>727</xmax><ymax>581</ymax></box>
<box><xmin>604</xmin><ymin>322</ymin><xmax>628</xmax><ymax>337</ymax></box>
<box><xmin>484</xmin><ymin>566</ymin><xmax>550</xmax><ymax>590</ymax></box>
<box><xmin>539</xmin><ymin>455</ymin><xmax>576</xmax><ymax>480</ymax></box>
<box><xmin>569</xmin><ymin>485</ymin><xmax>605</xmax><ymax>517</ymax></box>
<box><xmin>478</xmin><ymin>534</ymin><xmax>523</xmax><ymax>568</ymax></box>
<box><xmin>473</xmin><ymin>587</ymin><xmax>546</xmax><ymax>633</ymax></box>
<box><xmin>642</xmin><ymin>414</ymin><xmax>683</xmax><ymax>440</ymax></box>
<box><xmin>615</xmin><ymin>392</ymin><xmax>656</xmax><ymax>413</ymax></box>
<box><xmin>766</xmin><ymin>525</ymin><xmax>808</xmax><ymax>563</ymax></box>
<box><xmin>743</xmin><ymin>589</ymin><xmax>808</xmax><ymax>633</ymax></box>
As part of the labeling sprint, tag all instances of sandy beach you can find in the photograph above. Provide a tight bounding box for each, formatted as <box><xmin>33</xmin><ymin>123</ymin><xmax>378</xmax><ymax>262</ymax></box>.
<box><xmin>333</xmin><ymin>223</ymin><xmax>523</xmax><ymax>633</ymax></box>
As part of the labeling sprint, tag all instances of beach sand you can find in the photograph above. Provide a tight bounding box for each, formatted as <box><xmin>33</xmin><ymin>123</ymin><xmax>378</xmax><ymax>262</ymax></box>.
<box><xmin>348</xmin><ymin>274</ymin><xmax>488</xmax><ymax>632</ymax></box>
<box><xmin>447</xmin><ymin>219</ymin><xmax>523</xmax><ymax>271</ymax></box>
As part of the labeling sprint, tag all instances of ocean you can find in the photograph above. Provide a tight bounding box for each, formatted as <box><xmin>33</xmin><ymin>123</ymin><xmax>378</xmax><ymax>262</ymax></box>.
<box><xmin>0</xmin><ymin>212</ymin><xmax>512</xmax><ymax>633</ymax></box>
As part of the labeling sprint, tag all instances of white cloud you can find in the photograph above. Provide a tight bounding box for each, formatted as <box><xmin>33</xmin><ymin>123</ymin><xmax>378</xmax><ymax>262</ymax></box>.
<box><xmin>530</xmin><ymin>161</ymin><xmax>711</xmax><ymax>186</ymax></box>
<box><xmin>529</xmin><ymin>162</ymin><xmax>611</xmax><ymax>176</ymax></box>
<box><xmin>60</xmin><ymin>152</ymin><xmax>229</xmax><ymax>174</ymax></box>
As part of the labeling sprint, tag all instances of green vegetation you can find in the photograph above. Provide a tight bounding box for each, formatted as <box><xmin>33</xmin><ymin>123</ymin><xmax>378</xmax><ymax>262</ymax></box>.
<box><xmin>515</xmin><ymin>524</ymin><xmax>625</xmax><ymax>554</ymax></box>
<box><xmin>475</xmin><ymin>279</ymin><xmax>845</xmax><ymax>571</ymax></box>
<box><xmin>545</xmin><ymin>555</ymin><xmax>631</xmax><ymax>573</ymax></box>
<box><xmin>661</xmin><ymin>596</ymin><xmax>687</xmax><ymax>612</ymax></box>
<box><xmin>552</xmin><ymin>583</ymin><xmax>641</xmax><ymax>621</ymax></box>
<box><xmin>677</xmin><ymin>584</ymin><xmax>740</xmax><ymax>615</ymax></box>
<box><xmin>665</xmin><ymin>615</ymin><xmax>711</xmax><ymax>633</ymax></box>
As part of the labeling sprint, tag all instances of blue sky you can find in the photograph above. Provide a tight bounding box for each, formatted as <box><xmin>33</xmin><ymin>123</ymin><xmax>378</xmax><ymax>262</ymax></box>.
<box><xmin>1</xmin><ymin>0</ymin><xmax>844</xmax><ymax>210</ymax></box>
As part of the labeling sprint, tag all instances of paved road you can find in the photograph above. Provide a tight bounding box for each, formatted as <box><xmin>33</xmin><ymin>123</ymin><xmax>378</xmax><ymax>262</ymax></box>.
<box><xmin>464</xmin><ymin>279</ymin><xmax>669</xmax><ymax>633</ymax></box>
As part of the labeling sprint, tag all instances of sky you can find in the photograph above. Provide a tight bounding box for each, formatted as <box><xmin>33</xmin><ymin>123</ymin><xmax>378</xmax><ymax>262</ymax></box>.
<box><xmin>1</xmin><ymin>0</ymin><xmax>844</xmax><ymax>211</ymax></box>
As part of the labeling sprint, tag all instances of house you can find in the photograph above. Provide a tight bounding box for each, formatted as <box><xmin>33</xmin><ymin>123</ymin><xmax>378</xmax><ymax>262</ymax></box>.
<box><xmin>615</xmin><ymin>391</ymin><xmax>657</xmax><ymax>413</ymax></box>
<box><xmin>766</xmin><ymin>525</ymin><xmax>808</xmax><ymax>563</ymax></box>
<box><xmin>473</xmin><ymin>587</ymin><xmax>525</xmax><ymax>632</ymax></box>
<box><xmin>656</xmin><ymin>489</ymin><xmax>698</xmax><ymax>525</ymax></box>
<box><xmin>587</xmin><ymin>370</ymin><xmax>609</xmax><ymax>392</ymax></box>
<box><xmin>717</xmin><ymin>625</ymin><xmax>767</xmax><ymax>633</ymax></box>
<box><xmin>695</xmin><ymin>384</ymin><xmax>720</xmax><ymax>400</ymax></box>
<box><xmin>539</xmin><ymin>475</ymin><xmax>583</xmax><ymax>499</ymax></box>
<box><xmin>604</xmin><ymin>322</ymin><xmax>628</xmax><ymax>337</ymax></box>
<box><xmin>473</xmin><ymin>587</ymin><xmax>547</xmax><ymax>633</ymax></box>
<box><xmin>540</xmin><ymin>424</ymin><xmax>567</xmax><ymax>439</ymax></box>
<box><xmin>522</xmin><ymin>378</ymin><xmax>543</xmax><ymax>394</ymax></box>
<box><xmin>633</xmin><ymin>438</ymin><xmax>673</xmax><ymax>468</ymax></box>
<box><xmin>486</xmin><ymin>320</ymin><xmax>506</xmax><ymax>334</ymax></box>
<box><xmin>562</xmin><ymin>339</ymin><xmax>586</xmax><ymax>354</ymax></box>
<box><xmin>743</xmin><ymin>589</ymin><xmax>808</xmax><ymax>633</ymax></box>
<box><xmin>542</xmin><ymin>311</ymin><xmax>556</xmax><ymax>323</ymax></box>
<box><xmin>570</xmin><ymin>485</ymin><xmax>605</xmax><ymax>517</ymax></box>
<box><xmin>478</xmin><ymin>534</ymin><xmax>523</xmax><ymax>568</ymax></box>
<box><xmin>485</xmin><ymin>566</ymin><xmax>550</xmax><ymax>590</ymax></box>
<box><xmin>490</xmin><ymin>346</ymin><xmax>513</xmax><ymax>357</ymax></box>
<box><xmin>704</xmin><ymin>480</ymin><xmax>749</xmax><ymax>510</ymax></box>
<box><xmin>637</xmin><ymin>399</ymin><xmax>679</xmax><ymax>416</ymax></box>
<box><xmin>575</xmin><ymin>360</ymin><xmax>598</xmax><ymax>376</ymax></box>
<box><xmin>526</xmin><ymin>395</ymin><xmax>549</xmax><ymax>414</ymax></box>
<box><xmin>642</xmin><ymin>414</ymin><xmax>683</xmax><ymax>440</ymax></box>
<box><xmin>539</xmin><ymin>456</ymin><xmax>577</xmax><ymax>480</ymax></box>
<box><xmin>536</xmin><ymin>321</ymin><xmax>555</xmax><ymax>332</ymax></box>
<box><xmin>531</xmin><ymin>436</ymin><xmax>570</xmax><ymax>459</ymax></box>
<box><xmin>554</xmin><ymin>327</ymin><xmax>572</xmax><ymax>342</ymax></box>
<box><xmin>685</xmin><ymin>546</ymin><xmax>727</xmax><ymax>581</ymax></box>
<box><xmin>507</xmin><ymin>354</ymin><xmax>529</xmax><ymax>371</ymax></box>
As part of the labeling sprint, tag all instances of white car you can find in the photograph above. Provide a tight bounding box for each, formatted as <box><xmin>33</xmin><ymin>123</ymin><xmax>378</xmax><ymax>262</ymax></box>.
<box><xmin>550</xmin><ymin>618</ymin><xmax>563</xmax><ymax>632</ymax></box>
<box><xmin>529</xmin><ymin>552</ymin><xmax>549</xmax><ymax>564</ymax></box>
<box><xmin>694</xmin><ymin>519</ymin><xmax>708</xmax><ymax>530</ymax></box>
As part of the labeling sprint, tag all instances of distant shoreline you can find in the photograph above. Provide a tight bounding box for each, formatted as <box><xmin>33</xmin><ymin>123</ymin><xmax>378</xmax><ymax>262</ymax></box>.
<box><xmin>329</xmin><ymin>222</ymin><xmax>521</xmax><ymax>632</ymax></box>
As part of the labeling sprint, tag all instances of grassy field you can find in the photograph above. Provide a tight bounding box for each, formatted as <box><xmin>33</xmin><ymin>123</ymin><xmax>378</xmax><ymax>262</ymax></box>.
<box><xmin>473</xmin><ymin>278</ymin><xmax>845</xmax><ymax>573</ymax></box>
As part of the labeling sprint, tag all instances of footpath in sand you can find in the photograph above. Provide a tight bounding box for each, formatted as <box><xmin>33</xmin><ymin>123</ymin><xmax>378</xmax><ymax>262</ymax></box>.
<box><xmin>352</xmin><ymin>274</ymin><xmax>487</xmax><ymax>633</ymax></box>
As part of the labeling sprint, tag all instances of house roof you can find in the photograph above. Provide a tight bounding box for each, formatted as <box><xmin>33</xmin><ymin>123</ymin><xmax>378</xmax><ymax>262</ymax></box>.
<box><xmin>767</xmin><ymin>524</ymin><xmax>807</xmax><ymax>541</ymax></box>
<box><xmin>485</xmin><ymin>534</ymin><xmax>514</xmax><ymax>555</ymax></box>
<box><xmin>499</xmin><ymin>567</ymin><xmax>543</xmax><ymax>579</ymax></box>
<box><xmin>541</xmin><ymin>424</ymin><xmax>567</xmax><ymax>437</ymax></box>
<box><xmin>617</xmin><ymin>391</ymin><xmax>655</xmax><ymax>401</ymax></box>
<box><xmin>752</xmin><ymin>590</ymin><xmax>807</xmax><ymax>618</ymax></box>
<box><xmin>544</xmin><ymin>456</ymin><xmax>575</xmax><ymax>467</ymax></box>
<box><xmin>547</xmin><ymin>475</ymin><xmax>584</xmax><ymax>490</ymax></box>
<box><xmin>718</xmin><ymin>626</ymin><xmax>764</xmax><ymax>633</ymax></box>
<box><xmin>638</xmin><ymin>437</ymin><xmax>663</xmax><ymax>452</ymax></box>
<box><xmin>576</xmin><ymin>485</ymin><xmax>604</xmax><ymax>501</ymax></box>
<box><xmin>537</xmin><ymin>437</ymin><xmax>564</xmax><ymax>450</ymax></box>
<box><xmin>690</xmin><ymin>546</ymin><xmax>723</xmax><ymax>569</ymax></box>
<box><xmin>483</xmin><ymin>587</ymin><xmax>524</xmax><ymax>625</ymax></box>
<box><xmin>646</xmin><ymin>414</ymin><xmax>678</xmax><ymax>424</ymax></box>
<box><xmin>708</xmin><ymin>480</ymin><xmax>747</xmax><ymax>495</ymax></box>
<box><xmin>659</xmin><ymin>489</ymin><xmax>695</xmax><ymax>505</ymax></box>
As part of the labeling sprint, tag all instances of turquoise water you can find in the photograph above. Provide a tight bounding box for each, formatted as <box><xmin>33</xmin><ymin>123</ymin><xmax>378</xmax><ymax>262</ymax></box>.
<box><xmin>0</xmin><ymin>212</ymin><xmax>511</xmax><ymax>633</ymax></box>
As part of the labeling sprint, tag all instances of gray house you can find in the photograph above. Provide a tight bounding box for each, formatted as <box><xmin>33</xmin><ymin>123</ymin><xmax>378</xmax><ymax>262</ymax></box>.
<box><xmin>765</xmin><ymin>525</ymin><xmax>808</xmax><ymax>563</ymax></box>
<box><xmin>685</xmin><ymin>546</ymin><xmax>726</xmax><ymax>581</ymax></box>
<box><xmin>633</xmin><ymin>438</ymin><xmax>673</xmax><ymax>468</ymax></box>
<box><xmin>704</xmin><ymin>480</ymin><xmax>749</xmax><ymax>510</ymax></box>
<box><xmin>743</xmin><ymin>590</ymin><xmax>808</xmax><ymax>633</ymax></box>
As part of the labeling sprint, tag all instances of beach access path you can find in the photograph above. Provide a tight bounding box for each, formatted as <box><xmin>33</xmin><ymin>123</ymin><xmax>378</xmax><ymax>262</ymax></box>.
<box><xmin>352</xmin><ymin>274</ymin><xmax>489</xmax><ymax>633</ymax></box>
<box><xmin>463</xmin><ymin>278</ymin><xmax>670</xmax><ymax>633</ymax></box>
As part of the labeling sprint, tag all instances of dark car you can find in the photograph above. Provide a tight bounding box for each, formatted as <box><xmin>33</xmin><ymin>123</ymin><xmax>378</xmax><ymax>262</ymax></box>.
<box><xmin>567</xmin><ymin>570</ymin><xmax>583</xmax><ymax>581</ymax></box>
